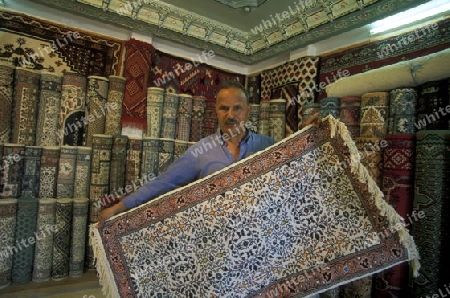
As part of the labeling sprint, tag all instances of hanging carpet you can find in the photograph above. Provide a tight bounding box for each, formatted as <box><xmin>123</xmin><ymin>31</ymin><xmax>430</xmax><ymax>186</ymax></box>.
<box><xmin>0</xmin><ymin>9</ymin><xmax>123</xmax><ymax>76</ymax></box>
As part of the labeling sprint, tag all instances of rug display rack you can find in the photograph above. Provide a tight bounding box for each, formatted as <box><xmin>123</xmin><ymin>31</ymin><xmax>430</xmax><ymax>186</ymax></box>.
<box><xmin>319</xmin><ymin>48</ymin><xmax>450</xmax><ymax>297</ymax></box>
<box><xmin>0</xmin><ymin>66</ymin><xmax>303</xmax><ymax>291</ymax></box>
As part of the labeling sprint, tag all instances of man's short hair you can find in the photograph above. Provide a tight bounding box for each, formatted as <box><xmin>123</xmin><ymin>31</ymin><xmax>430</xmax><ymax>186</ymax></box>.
<box><xmin>217</xmin><ymin>80</ymin><xmax>249</xmax><ymax>104</ymax></box>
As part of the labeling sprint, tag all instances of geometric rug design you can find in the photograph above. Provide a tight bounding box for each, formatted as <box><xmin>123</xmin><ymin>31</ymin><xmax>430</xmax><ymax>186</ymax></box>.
<box><xmin>92</xmin><ymin>116</ymin><xmax>420</xmax><ymax>298</ymax></box>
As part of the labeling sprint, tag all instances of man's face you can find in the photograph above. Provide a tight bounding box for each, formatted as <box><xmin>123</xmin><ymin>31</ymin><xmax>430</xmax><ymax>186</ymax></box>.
<box><xmin>215</xmin><ymin>87</ymin><xmax>252</xmax><ymax>134</ymax></box>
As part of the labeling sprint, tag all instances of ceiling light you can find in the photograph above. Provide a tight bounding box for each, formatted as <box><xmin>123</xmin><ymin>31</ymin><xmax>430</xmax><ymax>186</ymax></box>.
<box><xmin>369</xmin><ymin>0</ymin><xmax>450</xmax><ymax>34</ymax></box>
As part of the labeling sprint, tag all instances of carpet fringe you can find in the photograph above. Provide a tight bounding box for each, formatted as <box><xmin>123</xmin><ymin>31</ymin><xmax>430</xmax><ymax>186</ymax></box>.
<box><xmin>90</xmin><ymin>224</ymin><xmax>120</xmax><ymax>298</ymax></box>
<box><xmin>324</xmin><ymin>115</ymin><xmax>421</xmax><ymax>277</ymax></box>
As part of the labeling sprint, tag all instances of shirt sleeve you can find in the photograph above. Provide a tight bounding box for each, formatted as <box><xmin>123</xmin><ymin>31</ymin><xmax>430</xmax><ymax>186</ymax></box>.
<box><xmin>122</xmin><ymin>150</ymin><xmax>200</xmax><ymax>209</ymax></box>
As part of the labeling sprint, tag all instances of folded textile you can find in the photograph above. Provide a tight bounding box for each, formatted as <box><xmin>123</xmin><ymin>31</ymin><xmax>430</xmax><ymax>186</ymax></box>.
<box><xmin>325</xmin><ymin>48</ymin><xmax>450</xmax><ymax>97</ymax></box>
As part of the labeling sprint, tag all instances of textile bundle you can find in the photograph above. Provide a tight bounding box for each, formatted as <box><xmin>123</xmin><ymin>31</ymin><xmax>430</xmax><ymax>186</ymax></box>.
<box><xmin>32</xmin><ymin>198</ymin><xmax>56</xmax><ymax>282</ymax></box>
<box><xmin>339</xmin><ymin>96</ymin><xmax>361</xmax><ymax>139</ymax></box>
<box><xmin>11</xmin><ymin>198</ymin><xmax>38</xmax><ymax>284</ymax></box>
<box><xmin>411</xmin><ymin>130</ymin><xmax>450</xmax><ymax>297</ymax></box>
<box><xmin>11</xmin><ymin>68</ymin><xmax>40</xmax><ymax>146</ymax></box>
<box><xmin>91</xmin><ymin>116</ymin><xmax>420</xmax><ymax>298</ymax></box>
<box><xmin>51</xmin><ymin>198</ymin><xmax>73</xmax><ymax>280</ymax></box>
<box><xmin>56</xmin><ymin>146</ymin><xmax>77</xmax><ymax>198</ymax></box>
<box><xmin>0</xmin><ymin>62</ymin><xmax>14</xmax><ymax>144</ymax></box>
<box><xmin>325</xmin><ymin>48</ymin><xmax>450</xmax><ymax>98</ymax></box>
<box><xmin>59</xmin><ymin>71</ymin><xmax>87</xmax><ymax>146</ymax></box>
<box><xmin>0</xmin><ymin>199</ymin><xmax>18</xmax><ymax>289</ymax></box>
<box><xmin>36</xmin><ymin>72</ymin><xmax>62</xmax><ymax>147</ymax></box>
<box><xmin>257</xmin><ymin>100</ymin><xmax>271</xmax><ymax>136</ymax></box>
<box><xmin>85</xmin><ymin>76</ymin><xmax>110</xmax><ymax>147</ymax></box>
<box><xmin>387</xmin><ymin>88</ymin><xmax>418</xmax><ymax>134</ymax></box>
<box><xmin>69</xmin><ymin>197</ymin><xmax>89</xmax><ymax>278</ymax></box>
<box><xmin>373</xmin><ymin>134</ymin><xmax>416</xmax><ymax>298</ymax></box>
<box><xmin>269</xmin><ymin>99</ymin><xmax>286</xmax><ymax>141</ymax></box>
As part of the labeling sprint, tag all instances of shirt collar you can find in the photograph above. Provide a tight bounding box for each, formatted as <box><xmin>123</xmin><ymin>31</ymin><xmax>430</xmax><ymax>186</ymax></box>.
<box><xmin>215</xmin><ymin>127</ymin><xmax>252</xmax><ymax>145</ymax></box>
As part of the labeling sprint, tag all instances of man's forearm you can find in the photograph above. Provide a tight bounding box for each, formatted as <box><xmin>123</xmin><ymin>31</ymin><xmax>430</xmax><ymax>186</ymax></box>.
<box><xmin>111</xmin><ymin>201</ymin><xmax>128</xmax><ymax>216</ymax></box>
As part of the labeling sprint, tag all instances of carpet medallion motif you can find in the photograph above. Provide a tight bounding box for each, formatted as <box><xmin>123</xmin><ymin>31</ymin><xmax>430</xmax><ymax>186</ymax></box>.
<box><xmin>92</xmin><ymin>116</ymin><xmax>419</xmax><ymax>298</ymax></box>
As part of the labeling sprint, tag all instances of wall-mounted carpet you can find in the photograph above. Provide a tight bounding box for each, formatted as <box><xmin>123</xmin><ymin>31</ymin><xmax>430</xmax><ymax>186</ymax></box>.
<box><xmin>202</xmin><ymin>100</ymin><xmax>218</xmax><ymax>138</ymax></box>
<box><xmin>121</xmin><ymin>39</ymin><xmax>154</xmax><ymax>131</ymax></box>
<box><xmin>260</xmin><ymin>57</ymin><xmax>319</xmax><ymax>130</ymax></box>
<box><xmin>149</xmin><ymin>49</ymin><xmax>245</xmax><ymax>99</ymax></box>
<box><xmin>91</xmin><ymin>116</ymin><xmax>420</xmax><ymax>298</ymax></box>
<box><xmin>0</xmin><ymin>9</ymin><xmax>124</xmax><ymax>76</ymax></box>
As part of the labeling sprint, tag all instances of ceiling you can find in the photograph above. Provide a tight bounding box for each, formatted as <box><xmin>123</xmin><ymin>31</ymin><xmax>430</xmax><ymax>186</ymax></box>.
<box><xmin>30</xmin><ymin>0</ymin><xmax>429</xmax><ymax>64</ymax></box>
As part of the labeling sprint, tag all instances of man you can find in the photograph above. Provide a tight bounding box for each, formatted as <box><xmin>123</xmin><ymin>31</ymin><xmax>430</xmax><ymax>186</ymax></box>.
<box><xmin>97</xmin><ymin>80</ymin><xmax>318</xmax><ymax>227</ymax></box>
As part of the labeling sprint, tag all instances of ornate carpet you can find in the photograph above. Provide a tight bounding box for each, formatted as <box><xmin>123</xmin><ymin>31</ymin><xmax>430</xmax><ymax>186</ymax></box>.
<box><xmin>0</xmin><ymin>9</ymin><xmax>123</xmax><ymax>76</ymax></box>
<box><xmin>92</xmin><ymin>116</ymin><xmax>420</xmax><ymax>298</ymax></box>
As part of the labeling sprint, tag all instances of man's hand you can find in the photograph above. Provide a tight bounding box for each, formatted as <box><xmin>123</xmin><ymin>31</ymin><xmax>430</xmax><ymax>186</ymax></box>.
<box><xmin>301</xmin><ymin>112</ymin><xmax>321</xmax><ymax>129</ymax></box>
<box><xmin>96</xmin><ymin>201</ymin><xmax>127</xmax><ymax>228</ymax></box>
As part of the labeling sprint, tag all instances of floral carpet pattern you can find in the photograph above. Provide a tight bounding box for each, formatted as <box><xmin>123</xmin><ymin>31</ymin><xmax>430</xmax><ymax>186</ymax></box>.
<box><xmin>92</xmin><ymin>116</ymin><xmax>419</xmax><ymax>298</ymax></box>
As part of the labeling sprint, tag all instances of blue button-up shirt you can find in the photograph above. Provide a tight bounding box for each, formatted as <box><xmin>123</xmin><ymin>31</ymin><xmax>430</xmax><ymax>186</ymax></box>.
<box><xmin>122</xmin><ymin>130</ymin><xmax>276</xmax><ymax>209</ymax></box>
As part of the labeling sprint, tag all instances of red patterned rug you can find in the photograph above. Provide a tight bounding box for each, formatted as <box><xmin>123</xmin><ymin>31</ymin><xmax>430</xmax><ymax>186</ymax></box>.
<box><xmin>120</xmin><ymin>39</ymin><xmax>155</xmax><ymax>130</ymax></box>
<box><xmin>149</xmin><ymin>49</ymin><xmax>245</xmax><ymax>99</ymax></box>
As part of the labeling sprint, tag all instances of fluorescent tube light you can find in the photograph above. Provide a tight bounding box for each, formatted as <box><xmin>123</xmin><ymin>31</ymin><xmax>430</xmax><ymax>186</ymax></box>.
<box><xmin>370</xmin><ymin>0</ymin><xmax>450</xmax><ymax>34</ymax></box>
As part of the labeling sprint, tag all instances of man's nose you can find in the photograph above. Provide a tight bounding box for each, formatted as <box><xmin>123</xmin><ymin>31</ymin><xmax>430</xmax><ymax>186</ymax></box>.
<box><xmin>226</xmin><ymin>109</ymin><xmax>235</xmax><ymax>118</ymax></box>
